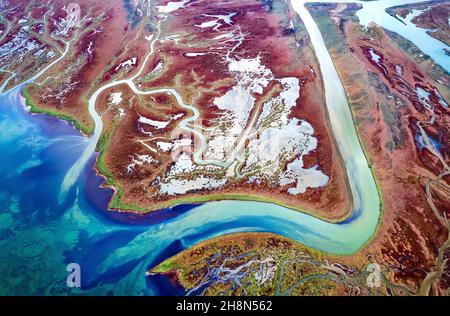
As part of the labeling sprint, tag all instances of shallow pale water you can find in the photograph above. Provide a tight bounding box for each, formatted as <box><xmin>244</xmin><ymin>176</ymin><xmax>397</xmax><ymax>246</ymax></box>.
<box><xmin>0</xmin><ymin>0</ymin><xmax>447</xmax><ymax>295</ymax></box>
<box><xmin>0</xmin><ymin>86</ymin><xmax>375</xmax><ymax>295</ymax></box>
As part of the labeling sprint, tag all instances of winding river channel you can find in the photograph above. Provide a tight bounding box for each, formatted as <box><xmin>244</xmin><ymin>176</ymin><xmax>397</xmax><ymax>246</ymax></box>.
<box><xmin>0</xmin><ymin>0</ymin><xmax>448</xmax><ymax>295</ymax></box>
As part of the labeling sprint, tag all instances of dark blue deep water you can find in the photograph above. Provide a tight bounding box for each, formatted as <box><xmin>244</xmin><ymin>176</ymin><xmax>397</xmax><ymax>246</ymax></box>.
<box><xmin>0</xmin><ymin>89</ymin><xmax>199</xmax><ymax>295</ymax></box>
<box><xmin>0</xmin><ymin>87</ymin><xmax>369</xmax><ymax>295</ymax></box>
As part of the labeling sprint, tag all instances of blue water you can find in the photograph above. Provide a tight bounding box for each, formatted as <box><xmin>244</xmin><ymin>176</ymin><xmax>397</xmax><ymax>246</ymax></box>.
<box><xmin>415</xmin><ymin>133</ymin><xmax>443</xmax><ymax>152</ymax></box>
<box><xmin>0</xmin><ymin>88</ymin><xmax>200</xmax><ymax>295</ymax></box>
<box><xmin>4</xmin><ymin>0</ymin><xmax>445</xmax><ymax>295</ymax></box>
<box><xmin>0</xmin><ymin>86</ymin><xmax>374</xmax><ymax>295</ymax></box>
<box><xmin>0</xmin><ymin>88</ymin><xmax>324</xmax><ymax>295</ymax></box>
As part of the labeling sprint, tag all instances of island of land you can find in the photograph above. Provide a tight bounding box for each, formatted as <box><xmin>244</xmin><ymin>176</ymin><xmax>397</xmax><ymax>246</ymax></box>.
<box><xmin>1</xmin><ymin>0</ymin><xmax>353</xmax><ymax>221</ymax></box>
<box><xmin>151</xmin><ymin>0</ymin><xmax>450</xmax><ymax>296</ymax></box>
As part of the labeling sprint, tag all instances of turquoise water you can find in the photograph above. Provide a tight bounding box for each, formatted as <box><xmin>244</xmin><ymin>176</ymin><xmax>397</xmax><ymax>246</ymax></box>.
<box><xmin>302</xmin><ymin>0</ymin><xmax>450</xmax><ymax>72</ymax></box>
<box><xmin>0</xmin><ymin>0</ymin><xmax>447</xmax><ymax>295</ymax></box>
<box><xmin>0</xmin><ymin>86</ymin><xmax>376</xmax><ymax>295</ymax></box>
<box><xmin>356</xmin><ymin>0</ymin><xmax>450</xmax><ymax>72</ymax></box>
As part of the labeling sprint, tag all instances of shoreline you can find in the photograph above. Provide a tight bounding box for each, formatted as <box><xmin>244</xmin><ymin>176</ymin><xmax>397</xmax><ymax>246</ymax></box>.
<box><xmin>21</xmin><ymin>86</ymin><xmax>94</xmax><ymax>137</ymax></box>
<box><xmin>93</xmin><ymin>129</ymin><xmax>352</xmax><ymax>223</ymax></box>
<box><xmin>107</xmin><ymin>191</ymin><xmax>353</xmax><ymax>223</ymax></box>
<box><xmin>303</xmin><ymin>1</ymin><xmax>385</xmax><ymax>247</ymax></box>
<box><xmin>17</xmin><ymin>0</ymin><xmax>370</xmax><ymax>229</ymax></box>
<box><xmin>14</xmin><ymin>0</ymin><xmax>388</xmax><ymax>256</ymax></box>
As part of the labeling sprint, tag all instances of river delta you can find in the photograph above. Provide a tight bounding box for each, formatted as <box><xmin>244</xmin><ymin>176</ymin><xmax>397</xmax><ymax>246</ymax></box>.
<box><xmin>0</xmin><ymin>0</ymin><xmax>448</xmax><ymax>296</ymax></box>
